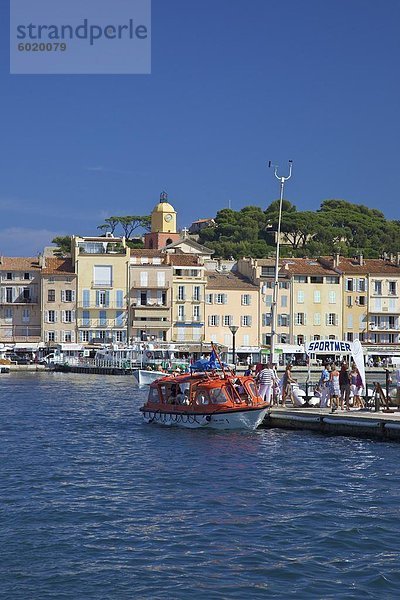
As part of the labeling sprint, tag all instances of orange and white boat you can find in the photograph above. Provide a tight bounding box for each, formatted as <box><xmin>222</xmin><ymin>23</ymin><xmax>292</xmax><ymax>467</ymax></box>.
<box><xmin>140</xmin><ymin>345</ymin><xmax>269</xmax><ymax>430</ymax></box>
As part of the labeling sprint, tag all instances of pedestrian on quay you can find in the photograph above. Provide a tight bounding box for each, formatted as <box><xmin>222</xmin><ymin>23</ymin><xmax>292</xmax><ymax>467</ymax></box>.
<box><xmin>339</xmin><ymin>362</ymin><xmax>351</xmax><ymax>411</ymax></box>
<box><xmin>282</xmin><ymin>364</ymin><xmax>296</xmax><ymax>407</ymax></box>
<box><xmin>329</xmin><ymin>364</ymin><xmax>340</xmax><ymax>411</ymax></box>
<box><xmin>350</xmin><ymin>364</ymin><xmax>364</xmax><ymax>409</ymax></box>
<box><xmin>318</xmin><ymin>363</ymin><xmax>331</xmax><ymax>408</ymax></box>
<box><xmin>256</xmin><ymin>362</ymin><xmax>277</xmax><ymax>406</ymax></box>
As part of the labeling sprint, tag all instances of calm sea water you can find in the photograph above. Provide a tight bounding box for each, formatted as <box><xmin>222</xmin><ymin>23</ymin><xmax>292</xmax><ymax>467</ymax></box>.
<box><xmin>1</xmin><ymin>373</ymin><xmax>400</xmax><ymax>599</ymax></box>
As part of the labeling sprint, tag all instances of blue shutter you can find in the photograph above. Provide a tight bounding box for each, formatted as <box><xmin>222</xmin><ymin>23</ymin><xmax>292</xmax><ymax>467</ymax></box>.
<box><xmin>105</xmin><ymin>291</ymin><xmax>110</xmax><ymax>308</ymax></box>
<box><xmin>99</xmin><ymin>310</ymin><xmax>107</xmax><ymax>326</ymax></box>
<box><xmin>115</xmin><ymin>310</ymin><xmax>124</xmax><ymax>326</ymax></box>
<box><xmin>95</xmin><ymin>290</ymin><xmax>100</xmax><ymax>307</ymax></box>
<box><xmin>116</xmin><ymin>290</ymin><xmax>124</xmax><ymax>309</ymax></box>
<box><xmin>83</xmin><ymin>289</ymin><xmax>90</xmax><ymax>308</ymax></box>
<box><xmin>82</xmin><ymin>310</ymin><xmax>90</xmax><ymax>326</ymax></box>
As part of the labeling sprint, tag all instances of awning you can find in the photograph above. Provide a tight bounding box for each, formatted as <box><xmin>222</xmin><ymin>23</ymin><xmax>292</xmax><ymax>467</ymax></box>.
<box><xmin>13</xmin><ymin>342</ymin><xmax>41</xmax><ymax>350</ymax></box>
<box><xmin>58</xmin><ymin>344</ymin><xmax>84</xmax><ymax>351</ymax></box>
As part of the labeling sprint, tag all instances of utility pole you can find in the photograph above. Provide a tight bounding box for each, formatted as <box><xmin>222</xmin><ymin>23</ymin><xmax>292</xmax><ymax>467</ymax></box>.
<box><xmin>269</xmin><ymin>160</ymin><xmax>293</xmax><ymax>364</ymax></box>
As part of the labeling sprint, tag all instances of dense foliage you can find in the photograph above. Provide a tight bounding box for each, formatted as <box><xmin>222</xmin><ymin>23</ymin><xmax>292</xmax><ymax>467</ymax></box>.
<box><xmin>197</xmin><ymin>200</ymin><xmax>400</xmax><ymax>259</ymax></box>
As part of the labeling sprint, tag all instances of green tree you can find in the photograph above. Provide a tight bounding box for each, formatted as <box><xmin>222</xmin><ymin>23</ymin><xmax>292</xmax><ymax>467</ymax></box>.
<box><xmin>52</xmin><ymin>236</ymin><xmax>72</xmax><ymax>257</ymax></box>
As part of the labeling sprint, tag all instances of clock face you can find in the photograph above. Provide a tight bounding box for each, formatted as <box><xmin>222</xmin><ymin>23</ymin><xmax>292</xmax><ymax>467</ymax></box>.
<box><xmin>164</xmin><ymin>214</ymin><xmax>173</xmax><ymax>222</ymax></box>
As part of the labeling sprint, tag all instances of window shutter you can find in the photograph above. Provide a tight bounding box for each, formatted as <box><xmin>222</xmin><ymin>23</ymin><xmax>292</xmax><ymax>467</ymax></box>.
<box><xmin>325</xmin><ymin>313</ymin><xmax>328</xmax><ymax>326</ymax></box>
<box><xmin>335</xmin><ymin>314</ymin><xmax>339</xmax><ymax>326</ymax></box>
<box><xmin>70</xmin><ymin>330</ymin><xmax>75</xmax><ymax>343</ymax></box>
<box><xmin>61</xmin><ymin>290</ymin><xmax>65</xmax><ymax>302</ymax></box>
<box><xmin>72</xmin><ymin>310</ymin><xmax>76</xmax><ymax>323</ymax></box>
<box><xmin>223</xmin><ymin>294</ymin><xmax>227</xmax><ymax>304</ymax></box>
<box><xmin>54</xmin><ymin>311</ymin><xmax>58</xmax><ymax>323</ymax></box>
<box><xmin>105</xmin><ymin>291</ymin><xmax>110</xmax><ymax>307</ymax></box>
<box><xmin>208</xmin><ymin>316</ymin><xmax>212</xmax><ymax>326</ymax></box>
<box><xmin>54</xmin><ymin>331</ymin><xmax>58</xmax><ymax>342</ymax></box>
<box><xmin>303</xmin><ymin>313</ymin><xmax>307</xmax><ymax>326</ymax></box>
<box><xmin>95</xmin><ymin>290</ymin><xmax>100</xmax><ymax>307</ymax></box>
<box><xmin>216</xmin><ymin>316</ymin><xmax>220</xmax><ymax>326</ymax></box>
<box><xmin>62</xmin><ymin>310</ymin><xmax>66</xmax><ymax>323</ymax></box>
<box><xmin>116</xmin><ymin>290</ymin><xmax>124</xmax><ymax>308</ymax></box>
<box><xmin>83</xmin><ymin>289</ymin><xmax>90</xmax><ymax>308</ymax></box>
<box><xmin>45</xmin><ymin>310</ymin><xmax>49</xmax><ymax>323</ymax></box>
<box><xmin>248</xmin><ymin>295</ymin><xmax>252</xmax><ymax>305</ymax></box>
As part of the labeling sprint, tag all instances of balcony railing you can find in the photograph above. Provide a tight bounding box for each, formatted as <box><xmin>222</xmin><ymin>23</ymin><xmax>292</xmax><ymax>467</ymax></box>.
<box><xmin>77</xmin><ymin>319</ymin><xmax>126</xmax><ymax>328</ymax></box>
<box><xmin>77</xmin><ymin>302</ymin><xmax>126</xmax><ymax>309</ymax></box>
<box><xmin>131</xmin><ymin>281</ymin><xmax>170</xmax><ymax>289</ymax></box>
<box><xmin>91</xmin><ymin>281</ymin><xmax>113</xmax><ymax>288</ymax></box>
<box><xmin>131</xmin><ymin>320</ymin><xmax>171</xmax><ymax>329</ymax></box>
<box><xmin>0</xmin><ymin>297</ymin><xmax>38</xmax><ymax>305</ymax></box>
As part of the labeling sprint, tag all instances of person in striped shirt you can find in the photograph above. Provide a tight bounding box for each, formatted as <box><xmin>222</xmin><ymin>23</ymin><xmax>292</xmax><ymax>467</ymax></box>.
<box><xmin>257</xmin><ymin>363</ymin><xmax>278</xmax><ymax>405</ymax></box>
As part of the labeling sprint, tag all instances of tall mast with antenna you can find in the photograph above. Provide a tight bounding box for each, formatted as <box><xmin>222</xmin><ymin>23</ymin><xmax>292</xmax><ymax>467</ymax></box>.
<box><xmin>268</xmin><ymin>160</ymin><xmax>293</xmax><ymax>364</ymax></box>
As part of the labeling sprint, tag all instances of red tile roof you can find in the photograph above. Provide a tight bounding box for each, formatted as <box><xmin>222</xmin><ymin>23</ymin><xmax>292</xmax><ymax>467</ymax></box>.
<box><xmin>206</xmin><ymin>270</ymin><xmax>258</xmax><ymax>290</ymax></box>
<box><xmin>0</xmin><ymin>257</ymin><xmax>40</xmax><ymax>271</ymax></box>
<box><xmin>319</xmin><ymin>256</ymin><xmax>400</xmax><ymax>275</ymax></box>
<box><xmin>42</xmin><ymin>257</ymin><xmax>75</xmax><ymax>275</ymax></box>
<box><xmin>169</xmin><ymin>254</ymin><xmax>201</xmax><ymax>266</ymax></box>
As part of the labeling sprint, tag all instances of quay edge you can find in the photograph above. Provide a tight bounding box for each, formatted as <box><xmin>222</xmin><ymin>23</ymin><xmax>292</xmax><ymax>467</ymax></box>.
<box><xmin>263</xmin><ymin>408</ymin><xmax>400</xmax><ymax>441</ymax></box>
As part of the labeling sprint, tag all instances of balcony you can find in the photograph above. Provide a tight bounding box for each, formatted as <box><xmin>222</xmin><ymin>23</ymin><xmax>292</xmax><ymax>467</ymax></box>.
<box><xmin>77</xmin><ymin>302</ymin><xmax>126</xmax><ymax>309</ymax></box>
<box><xmin>91</xmin><ymin>281</ymin><xmax>113</xmax><ymax>289</ymax></box>
<box><xmin>77</xmin><ymin>319</ymin><xmax>126</xmax><ymax>328</ymax></box>
<box><xmin>0</xmin><ymin>297</ymin><xmax>38</xmax><ymax>305</ymax></box>
<box><xmin>131</xmin><ymin>280</ymin><xmax>170</xmax><ymax>289</ymax></box>
<box><xmin>131</xmin><ymin>319</ymin><xmax>171</xmax><ymax>329</ymax></box>
<box><xmin>131</xmin><ymin>301</ymin><xmax>170</xmax><ymax>309</ymax></box>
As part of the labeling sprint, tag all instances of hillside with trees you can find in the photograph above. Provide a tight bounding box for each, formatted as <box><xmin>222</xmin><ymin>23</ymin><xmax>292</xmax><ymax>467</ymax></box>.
<box><xmin>197</xmin><ymin>200</ymin><xmax>400</xmax><ymax>259</ymax></box>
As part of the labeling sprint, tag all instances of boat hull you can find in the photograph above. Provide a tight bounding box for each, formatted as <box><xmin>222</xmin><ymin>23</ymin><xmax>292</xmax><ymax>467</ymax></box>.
<box><xmin>141</xmin><ymin>406</ymin><xmax>269</xmax><ymax>430</ymax></box>
<box><xmin>132</xmin><ymin>369</ymin><xmax>166</xmax><ymax>386</ymax></box>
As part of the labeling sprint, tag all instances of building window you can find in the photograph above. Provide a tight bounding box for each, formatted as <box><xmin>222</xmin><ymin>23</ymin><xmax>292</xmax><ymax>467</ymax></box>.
<box><xmin>310</xmin><ymin>276</ymin><xmax>323</xmax><ymax>284</ymax></box>
<box><xmin>64</xmin><ymin>332</ymin><xmax>72</xmax><ymax>343</ymax></box>
<box><xmin>4</xmin><ymin>308</ymin><xmax>13</xmax><ymax>323</ymax></box>
<box><xmin>190</xmin><ymin>269</ymin><xmax>199</xmax><ymax>277</ymax></box>
<box><xmin>281</xmin><ymin>295</ymin><xmax>287</xmax><ymax>308</ymax></box>
<box><xmin>178</xmin><ymin>305</ymin><xmax>185</xmax><ymax>321</ymax></box>
<box><xmin>64</xmin><ymin>310</ymin><xmax>73</xmax><ymax>323</ymax></box>
<box><xmin>297</xmin><ymin>291</ymin><xmax>305</xmax><ymax>304</ymax></box>
<box><xmin>346</xmin><ymin>279</ymin><xmax>354</xmax><ymax>292</ymax></box>
<box><xmin>264</xmin><ymin>295</ymin><xmax>272</xmax><ymax>307</ymax></box>
<box><xmin>262</xmin><ymin>313</ymin><xmax>271</xmax><ymax>327</ymax></box>
<box><xmin>389</xmin><ymin>281</ymin><xmax>397</xmax><ymax>296</ymax></box>
<box><xmin>81</xmin><ymin>330</ymin><xmax>90</xmax><ymax>342</ymax></box>
<box><xmin>357</xmin><ymin>278</ymin><xmax>366</xmax><ymax>292</ymax></box>
<box><xmin>327</xmin><ymin>313</ymin><xmax>337</xmax><ymax>326</ymax></box>
<box><xmin>279</xmin><ymin>282</ymin><xmax>289</xmax><ymax>289</ymax></box>
<box><xmin>206</xmin><ymin>293</ymin><xmax>213</xmax><ymax>304</ymax></box>
<box><xmin>209</xmin><ymin>315</ymin><xmax>219</xmax><ymax>326</ymax></box>
<box><xmin>178</xmin><ymin>286</ymin><xmax>185</xmax><ymax>301</ymax></box>
<box><xmin>278</xmin><ymin>314</ymin><xmax>289</xmax><ymax>327</ymax></box>
<box><xmin>374</xmin><ymin>280</ymin><xmax>382</xmax><ymax>295</ymax></box>
<box><xmin>93</xmin><ymin>265</ymin><xmax>112</xmax><ymax>287</ymax></box>
<box><xmin>329</xmin><ymin>291</ymin><xmax>336</xmax><ymax>304</ymax></box>
<box><xmin>313</xmin><ymin>313</ymin><xmax>321</xmax><ymax>326</ymax></box>
<box><xmin>193</xmin><ymin>305</ymin><xmax>200</xmax><ymax>320</ymax></box>
<box><xmin>24</xmin><ymin>272</ymin><xmax>30</xmax><ymax>280</ymax></box>
<box><xmin>22</xmin><ymin>309</ymin><xmax>30</xmax><ymax>323</ymax></box>
<box><xmin>193</xmin><ymin>286</ymin><xmax>201</xmax><ymax>301</ymax></box>
<box><xmin>241</xmin><ymin>315</ymin><xmax>252</xmax><ymax>327</ymax></box>
<box><xmin>295</xmin><ymin>313</ymin><xmax>305</xmax><ymax>326</ymax></box>
<box><xmin>313</xmin><ymin>290</ymin><xmax>321</xmax><ymax>303</ymax></box>
<box><xmin>223</xmin><ymin>315</ymin><xmax>233</xmax><ymax>326</ymax></box>
<box><xmin>6</xmin><ymin>272</ymin><xmax>12</xmax><ymax>280</ymax></box>
<box><xmin>215</xmin><ymin>293</ymin><xmax>227</xmax><ymax>304</ymax></box>
<box><xmin>294</xmin><ymin>275</ymin><xmax>307</xmax><ymax>283</ymax></box>
<box><xmin>64</xmin><ymin>289</ymin><xmax>73</xmax><ymax>302</ymax></box>
<box><xmin>48</xmin><ymin>310</ymin><xmax>56</xmax><ymax>323</ymax></box>
<box><xmin>48</xmin><ymin>289</ymin><xmax>55</xmax><ymax>302</ymax></box>
<box><xmin>241</xmin><ymin>294</ymin><xmax>250</xmax><ymax>306</ymax></box>
<box><xmin>326</xmin><ymin>276</ymin><xmax>339</xmax><ymax>284</ymax></box>
<box><xmin>358</xmin><ymin>295</ymin><xmax>366</xmax><ymax>306</ymax></box>
<box><xmin>47</xmin><ymin>332</ymin><xmax>55</xmax><ymax>342</ymax></box>
<box><xmin>6</xmin><ymin>288</ymin><xmax>12</xmax><ymax>303</ymax></box>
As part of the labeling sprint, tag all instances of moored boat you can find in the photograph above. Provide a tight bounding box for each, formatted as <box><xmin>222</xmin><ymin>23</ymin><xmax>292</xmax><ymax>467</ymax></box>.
<box><xmin>140</xmin><ymin>345</ymin><xmax>269</xmax><ymax>430</ymax></box>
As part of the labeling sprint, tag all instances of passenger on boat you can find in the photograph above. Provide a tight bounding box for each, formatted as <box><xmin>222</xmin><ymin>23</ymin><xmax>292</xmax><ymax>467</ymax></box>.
<box><xmin>167</xmin><ymin>384</ymin><xmax>181</xmax><ymax>404</ymax></box>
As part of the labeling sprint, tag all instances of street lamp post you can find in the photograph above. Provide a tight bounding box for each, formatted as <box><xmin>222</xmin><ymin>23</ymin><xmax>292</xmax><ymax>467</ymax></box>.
<box><xmin>269</xmin><ymin>160</ymin><xmax>293</xmax><ymax>365</ymax></box>
<box><xmin>229</xmin><ymin>325</ymin><xmax>239</xmax><ymax>368</ymax></box>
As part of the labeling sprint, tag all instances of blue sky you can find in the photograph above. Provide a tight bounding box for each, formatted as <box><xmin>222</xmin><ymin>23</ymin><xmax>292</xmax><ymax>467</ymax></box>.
<box><xmin>1</xmin><ymin>0</ymin><xmax>400</xmax><ymax>256</ymax></box>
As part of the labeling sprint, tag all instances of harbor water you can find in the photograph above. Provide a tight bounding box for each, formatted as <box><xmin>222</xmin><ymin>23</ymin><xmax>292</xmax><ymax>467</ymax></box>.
<box><xmin>1</xmin><ymin>373</ymin><xmax>400</xmax><ymax>599</ymax></box>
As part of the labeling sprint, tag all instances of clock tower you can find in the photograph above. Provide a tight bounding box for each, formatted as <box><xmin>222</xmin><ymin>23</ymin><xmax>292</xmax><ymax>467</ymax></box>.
<box><xmin>144</xmin><ymin>192</ymin><xmax>181</xmax><ymax>249</ymax></box>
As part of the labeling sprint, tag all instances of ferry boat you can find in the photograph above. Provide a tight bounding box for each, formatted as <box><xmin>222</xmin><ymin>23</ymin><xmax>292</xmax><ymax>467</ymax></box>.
<box><xmin>140</xmin><ymin>346</ymin><xmax>269</xmax><ymax>430</ymax></box>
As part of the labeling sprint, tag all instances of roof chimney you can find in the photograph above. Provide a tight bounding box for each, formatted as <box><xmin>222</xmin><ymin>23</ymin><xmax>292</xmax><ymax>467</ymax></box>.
<box><xmin>359</xmin><ymin>253</ymin><xmax>364</xmax><ymax>267</ymax></box>
<box><xmin>333</xmin><ymin>253</ymin><xmax>340</xmax><ymax>268</ymax></box>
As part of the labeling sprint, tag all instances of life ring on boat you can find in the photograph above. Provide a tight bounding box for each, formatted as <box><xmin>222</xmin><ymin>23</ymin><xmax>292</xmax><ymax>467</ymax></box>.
<box><xmin>146</xmin><ymin>351</ymin><xmax>153</xmax><ymax>359</ymax></box>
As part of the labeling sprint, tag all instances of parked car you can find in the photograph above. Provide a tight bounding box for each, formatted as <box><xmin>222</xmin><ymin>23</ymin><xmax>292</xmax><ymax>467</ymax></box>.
<box><xmin>6</xmin><ymin>354</ymin><xmax>31</xmax><ymax>365</ymax></box>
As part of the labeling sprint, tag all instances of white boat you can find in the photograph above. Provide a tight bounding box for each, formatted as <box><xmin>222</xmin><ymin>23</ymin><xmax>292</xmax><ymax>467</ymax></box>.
<box><xmin>132</xmin><ymin>369</ymin><xmax>167</xmax><ymax>386</ymax></box>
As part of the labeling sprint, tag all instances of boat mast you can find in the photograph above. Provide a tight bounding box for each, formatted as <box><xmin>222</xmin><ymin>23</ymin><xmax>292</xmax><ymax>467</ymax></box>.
<box><xmin>269</xmin><ymin>160</ymin><xmax>293</xmax><ymax>365</ymax></box>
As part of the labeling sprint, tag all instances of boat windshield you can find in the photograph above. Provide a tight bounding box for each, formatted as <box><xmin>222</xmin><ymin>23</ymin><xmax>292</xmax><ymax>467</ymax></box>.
<box><xmin>209</xmin><ymin>387</ymin><xmax>229</xmax><ymax>404</ymax></box>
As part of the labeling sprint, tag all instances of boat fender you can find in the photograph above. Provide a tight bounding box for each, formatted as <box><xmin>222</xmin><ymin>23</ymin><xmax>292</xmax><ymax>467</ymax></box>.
<box><xmin>205</xmin><ymin>415</ymin><xmax>211</xmax><ymax>422</ymax></box>
<box><xmin>146</xmin><ymin>351</ymin><xmax>153</xmax><ymax>359</ymax></box>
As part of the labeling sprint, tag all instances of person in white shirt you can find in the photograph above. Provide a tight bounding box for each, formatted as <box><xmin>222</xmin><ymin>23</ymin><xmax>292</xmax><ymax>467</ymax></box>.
<box><xmin>257</xmin><ymin>363</ymin><xmax>278</xmax><ymax>405</ymax></box>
